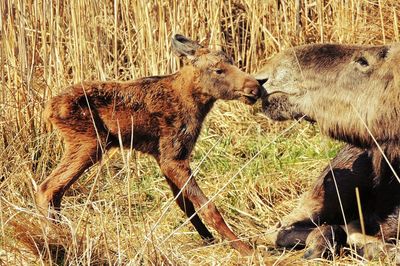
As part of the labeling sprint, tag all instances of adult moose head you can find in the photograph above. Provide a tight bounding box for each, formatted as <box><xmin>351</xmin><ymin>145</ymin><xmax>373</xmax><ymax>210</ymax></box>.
<box><xmin>257</xmin><ymin>43</ymin><xmax>400</xmax><ymax>148</ymax></box>
<box><xmin>37</xmin><ymin>34</ymin><xmax>263</xmax><ymax>255</ymax></box>
<box><xmin>255</xmin><ymin>43</ymin><xmax>400</xmax><ymax>260</ymax></box>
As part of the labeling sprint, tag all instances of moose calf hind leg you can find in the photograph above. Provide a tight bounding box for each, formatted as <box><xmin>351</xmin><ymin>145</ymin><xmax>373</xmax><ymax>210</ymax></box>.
<box><xmin>36</xmin><ymin>142</ymin><xmax>102</xmax><ymax>218</ymax></box>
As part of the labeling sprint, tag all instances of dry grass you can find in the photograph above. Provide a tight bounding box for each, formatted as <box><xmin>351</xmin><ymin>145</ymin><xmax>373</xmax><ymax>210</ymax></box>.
<box><xmin>1</xmin><ymin>0</ymin><xmax>399</xmax><ymax>265</ymax></box>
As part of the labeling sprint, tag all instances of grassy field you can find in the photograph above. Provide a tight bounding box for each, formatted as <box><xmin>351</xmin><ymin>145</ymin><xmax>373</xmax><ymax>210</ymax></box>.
<box><xmin>1</xmin><ymin>0</ymin><xmax>399</xmax><ymax>265</ymax></box>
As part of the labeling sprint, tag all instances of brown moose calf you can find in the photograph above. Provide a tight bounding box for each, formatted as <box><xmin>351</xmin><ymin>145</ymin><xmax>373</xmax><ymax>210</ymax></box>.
<box><xmin>37</xmin><ymin>34</ymin><xmax>262</xmax><ymax>255</ymax></box>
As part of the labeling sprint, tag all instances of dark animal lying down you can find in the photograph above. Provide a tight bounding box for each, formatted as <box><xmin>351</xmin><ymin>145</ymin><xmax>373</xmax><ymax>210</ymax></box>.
<box><xmin>256</xmin><ymin>43</ymin><xmax>400</xmax><ymax>259</ymax></box>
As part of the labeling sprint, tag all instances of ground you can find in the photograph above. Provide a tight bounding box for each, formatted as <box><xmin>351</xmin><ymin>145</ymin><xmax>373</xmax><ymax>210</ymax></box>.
<box><xmin>1</xmin><ymin>0</ymin><xmax>399</xmax><ymax>264</ymax></box>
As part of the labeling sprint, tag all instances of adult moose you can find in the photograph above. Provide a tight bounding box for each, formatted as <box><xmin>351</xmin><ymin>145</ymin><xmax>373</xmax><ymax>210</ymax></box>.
<box><xmin>256</xmin><ymin>43</ymin><xmax>400</xmax><ymax>259</ymax></box>
<box><xmin>37</xmin><ymin>34</ymin><xmax>263</xmax><ymax>255</ymax></box>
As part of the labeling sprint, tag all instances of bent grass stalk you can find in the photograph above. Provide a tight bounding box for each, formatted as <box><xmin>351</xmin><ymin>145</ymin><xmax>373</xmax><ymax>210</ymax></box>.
<box><xmin>2</xmin><ymin>0</ymin><xmax>400</xmax><ymax>264</ymax></box>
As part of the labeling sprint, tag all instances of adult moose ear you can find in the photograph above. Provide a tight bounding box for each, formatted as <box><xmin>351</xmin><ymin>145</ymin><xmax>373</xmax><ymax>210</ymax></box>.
<box><xmin>171</xmin><ymin>34</ymin><xmax>203</xmax><ymax>60</ymax></box>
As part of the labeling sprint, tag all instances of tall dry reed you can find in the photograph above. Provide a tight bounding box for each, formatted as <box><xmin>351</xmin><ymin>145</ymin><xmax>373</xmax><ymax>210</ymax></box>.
<box><xmin>1</xmin><ymin>0</ymin><xmax>399</xmax><ymax>264</ymax></box>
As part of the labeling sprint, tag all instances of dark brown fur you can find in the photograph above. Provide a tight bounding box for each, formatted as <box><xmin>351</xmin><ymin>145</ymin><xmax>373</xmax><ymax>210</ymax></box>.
<box><xmin>256</xmin><ymin>43</ymin><xmax>400</xmax><ymax>259</ymax></box>
<box><xmin>37</xmin><ymin>35</ymin><xmax>263</xmax><ymax>255</ymax></box>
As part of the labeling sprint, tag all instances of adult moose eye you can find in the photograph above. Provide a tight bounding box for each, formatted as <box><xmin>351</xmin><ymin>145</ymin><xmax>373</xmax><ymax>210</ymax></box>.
<box><xmin>355</xmin><ymin>57</ymin><xmax>369</xmax><ymax>67</ymax></box>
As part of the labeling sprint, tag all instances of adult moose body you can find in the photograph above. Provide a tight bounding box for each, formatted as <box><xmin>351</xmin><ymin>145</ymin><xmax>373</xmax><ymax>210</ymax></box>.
<box><xmin>256</xmin><ymin>43</ymin><xmax>400</xmax><ymax>259</ymax></box>
<box><xmin>37</xmin><ymin>34</ymin><xmax>263</xmax><ymax>255</ymax></box>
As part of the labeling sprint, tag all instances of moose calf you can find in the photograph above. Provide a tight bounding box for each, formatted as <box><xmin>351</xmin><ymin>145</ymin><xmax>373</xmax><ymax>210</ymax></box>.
<box><xmin>37</xmin><ymin>34</ymin><xmax>263</xmax><ymax>255</ymax></box>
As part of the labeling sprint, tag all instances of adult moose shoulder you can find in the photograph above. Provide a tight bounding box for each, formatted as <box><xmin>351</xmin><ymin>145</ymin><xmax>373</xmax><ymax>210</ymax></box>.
<box><xmin>37</xmin><ymin>34</ymin><xmax>263</xmax><ymax>255</ymax></box>
<box><xmin>255</xmin><ymin>43</ymin><xmax>400</xmax><ymax>259</ymax></box>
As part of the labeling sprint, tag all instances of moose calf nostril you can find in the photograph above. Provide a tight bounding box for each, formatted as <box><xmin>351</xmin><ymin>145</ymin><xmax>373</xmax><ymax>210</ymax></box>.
<box><xmin>254</xmin><ymin>88</ymin><xmax>261</xmax><ymax>97</ymax></box>
<box><xmin>244</xmin><ymin>87</ymin><xmax>260</xmax><ymax>97</ymax></box>
<box><xmin>251</xmin><ymin>87</ymin><xmax>260</xmax><ymax>97</ymax></box>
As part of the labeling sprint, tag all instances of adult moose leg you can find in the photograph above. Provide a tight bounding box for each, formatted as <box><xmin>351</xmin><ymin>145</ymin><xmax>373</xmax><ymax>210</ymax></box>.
<box><xmin>36</xmin><ymin>139</ymin><xmax>103</xmax><ymax>216</ymax></box>
<box><xmin>267</xmin><ymin>145</ymin><xmax>374</xmax><ymax>258</ymax></box>
<box><xmin>165</xmin><ymin>178</ymin><xmax>215</xmax><ymax>243</ymax></box>
<box><xmin>159</xmin><ymin>159</ymin><xmax>252</xmax><ymax>255</ymax></box>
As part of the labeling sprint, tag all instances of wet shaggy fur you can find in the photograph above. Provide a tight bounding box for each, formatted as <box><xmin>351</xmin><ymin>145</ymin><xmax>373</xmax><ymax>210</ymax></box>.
<box><xmin>37</xmin><ymin>35</ymin><xmax>263</xmax><ymax>255</ymax></box>
<box><xmin>256</xmin><ymin>43</ymin><xmax>400</xmax><ymax>259</ymax></box>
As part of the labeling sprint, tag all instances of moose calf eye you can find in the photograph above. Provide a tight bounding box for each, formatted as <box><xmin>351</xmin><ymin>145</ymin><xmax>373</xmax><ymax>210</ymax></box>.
<box><xmin>214</xmin><ymin>69</ymin><xmax>224</xmax><ymax>75</ymax></box>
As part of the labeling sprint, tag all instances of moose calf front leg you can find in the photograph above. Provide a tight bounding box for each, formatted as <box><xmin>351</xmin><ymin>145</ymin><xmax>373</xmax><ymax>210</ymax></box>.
<box><xmin>160</xmin><ymin>160</ymin><xmax>253</xmax><ymax>255</ymax></box>
<box><xmin>165</xmin><ymin>178</ymin><xmax>215</xmax><ymax>243</ymax></box>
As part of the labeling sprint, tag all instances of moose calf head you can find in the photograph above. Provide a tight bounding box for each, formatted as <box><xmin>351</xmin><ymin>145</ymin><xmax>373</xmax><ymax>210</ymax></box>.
<box><xmin>172</xmin><ymin>34</ymin><xmax>263</xmax><ymax>105</ymax></box>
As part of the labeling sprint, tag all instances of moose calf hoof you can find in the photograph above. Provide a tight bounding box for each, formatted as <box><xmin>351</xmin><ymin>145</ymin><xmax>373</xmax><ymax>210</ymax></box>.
<box><xmin>231</xmin><ymin>240</ymin><xmax>254</xmax><ymax>256</ymax></box>
<box><xmin>304</xmin><ymin>225</ymin><xmax>347</xmax><ymax>259</ymax></box>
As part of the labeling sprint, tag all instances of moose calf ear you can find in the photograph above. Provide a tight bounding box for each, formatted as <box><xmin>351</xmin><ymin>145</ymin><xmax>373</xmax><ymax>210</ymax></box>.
<box><xmin>171</xmin><ymin>34</ymin><xmax>203</xmax><ymax>59</ymax></box>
